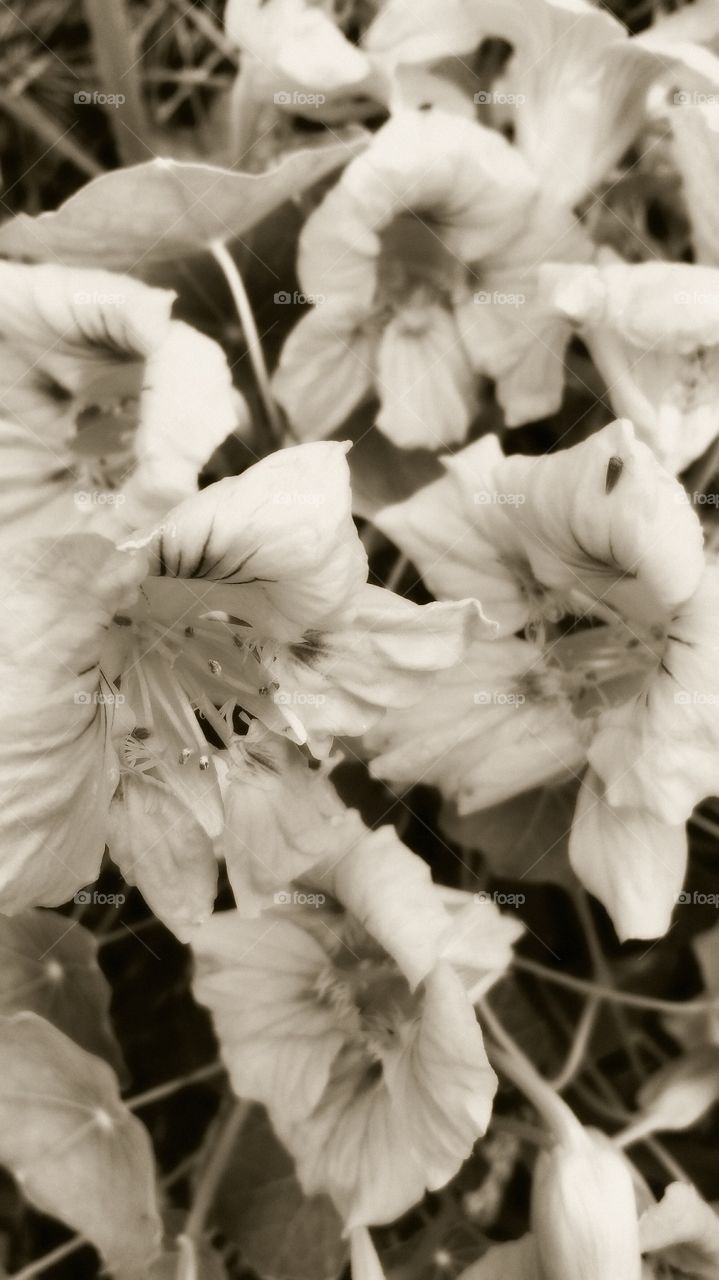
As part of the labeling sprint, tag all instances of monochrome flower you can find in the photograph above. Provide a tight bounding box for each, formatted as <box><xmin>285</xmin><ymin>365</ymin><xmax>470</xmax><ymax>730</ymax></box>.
<box><xmin>368</xmin><ymin>421</ymin><xmax>714</xmax><ymax>938</ymax></box>
<box><xmin>273</xmin><ymin>108</ymin><xmax>538</xmax><ymax>447</ymax></box>
<box><xmin>0</xmin><ymin>261</ymin><xmax>242</xmax><ymax>545</ymax></box>
<box><xmin>0</xmin><ymin>441</ymin><xmax>488</xmax><ymax>924</ymax></box>
<box><xmin>191</xmin><ymin>824</ymin><xmax>522</xmax><ymax>1227</ymax></box>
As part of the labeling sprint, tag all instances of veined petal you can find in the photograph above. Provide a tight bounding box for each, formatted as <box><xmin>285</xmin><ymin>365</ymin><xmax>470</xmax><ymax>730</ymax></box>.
<box><xmin>497</xmin><ymin>419</ymin><xmax>705</xmax><ymax>625</ymax></box>
<box><xmin>367</xmin><ymin>637</ymin><xmax>587</xmax><ymax>813</ymax></box>
<box><xmin>136</xmin><ymin>441</ymin><xmax>368</xmax><ymax>637</ymax></box>
<box><xmin>0</xmin><ymin>412</ymin><xmax>79</xmax><ymax>548</ymax></box>
<box><xmin>191</xmin><ymin>910</ymin><xmax>346</xmax><ymax>1117</ymax></box>
<box><xmin>121</xmin><ymin>320</ymin><xmax>244</xmax><ymax>526</ymax></box>
<box><xmin>0</xmin><ymin>536</ymin><xmax>146</xmax><ymax>911</ymax></box>
<box><xmin>375</xmin><ymin>304</ymin><xmax>477</xmax><ymax>449</ymax></box>
<box><xmin>223</xmin><ymin>734</ymin><xmax>360</xmax><ymax>911</ymax></box>
<box><xmin>0</xmin><ymin>260</ymin><xmax>173</xmax><ymax>395</ymax></box>
<box><xmin>108</xmin><ymin>773</ymin><xmax>218</xmax><ymax>932</ymax></box>
<box><xmin>273</xmin><ymin>586</ymin><xmax>495</xmax><ymax>751</ymax></box>
<box><xmin>321</xmin><ymin>829</ymin><xmax>452</xmax><ymax>989</ymax></box>
<box><xmin>437</xmin><ymin>890</ymin><xmax>524</xmax><ymax>999</ymax></box>
<box><xmin>290</xmin><ymin>961</ymin><xmax>495</xmax><ymax>1227</ymax></box>
<box><xmin>569</xmin><ymin>769</ymin><xmax>687</xmax><ymax>942</ymax></box>
<box><xmin>588</xmin><ymin>567</ymin><xmax>719</xmax><ymax>823</ymax></box>
<box><xmin>272</xmin><ymin>306</ymin><xmax>375</xmax><ymax>441</ymax></box>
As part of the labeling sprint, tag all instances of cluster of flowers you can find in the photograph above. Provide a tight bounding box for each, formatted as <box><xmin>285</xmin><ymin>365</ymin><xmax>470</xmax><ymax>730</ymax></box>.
<box><xmin>2</xmin><ymin>0</ymin><xmax>719</xmax><ymax>1276</ymax></box>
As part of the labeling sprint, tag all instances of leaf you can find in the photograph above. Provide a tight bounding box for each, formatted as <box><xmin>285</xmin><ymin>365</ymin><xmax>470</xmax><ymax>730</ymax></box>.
<box><xmin>214</xmin><ymin>1104</ymin><xmax>347</xmax><ymax>1280</ymax></box>
<box><xmin>0</xmin><ymin>136</ymin><xmax>366</xmax><ymax>272</ymax></box>
<box><xmin>0</xmin><ymin>1013</ymin><xmax>161</xmax><ymax>1278</ymax></box>
<box><xmin>342</xmin><ymin>403</ymin><xmax>443</xmax><ymax>521</ymax></box>
<box><xmin>0</xmin><ymin>910</ymin><xmax>123</xmax><ymax>1073</ymax></box>
<box><xmin>438</xmin><ymin>779</ymin><xmax>581</xmax><ymax>889</ymax></box>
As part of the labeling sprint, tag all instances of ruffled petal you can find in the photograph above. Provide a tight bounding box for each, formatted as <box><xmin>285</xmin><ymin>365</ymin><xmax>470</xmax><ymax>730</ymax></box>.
<box><xmin>0</xmin><ymin>535</ymin><xmax>146</xmax><ymax>911</ymax></box>
<box><xmin>273</xmin><ymin>585</ymin><xmax>495</xmax><ymax>751</ymax></box>
<box><xmin>136</xmin><ymin>441</ymin><xmax>368</xmax><ymax>637</ymax></box>
<box><xmin>121</xmin><ymin>320</ymin><xmax>244</xmax><ymax>526</ymax></box>
<box><xmin>367</xmin><ymin>635</ymin><xmax>587</xmax><ymax>813</ymax></box>
<box><xmin>108</xmin><ymin>773</ymin><xmax>218</xmax><ymax>933</ymax></box>
<box><xmin>497</xmin><ymin>419</ymin><xmax>705</xmax><ymax>625</ymax></box>
<box><xmin>222</xmin><ymin>733</ymin><xmax>359</xmax><ymax>911</ymax></box>
<box><xmin>191</xmin><ymin>910</ymin><xmax>346</xmax><ymax>1116</ymax></box>
<box><xmin>588</xmin><ymin>567</ymin><xmax>719</xmax><ymax>823</ymax></box>
<box><xmin>272</xmin><ymin>306</ymin><xmax>375</xmax><ymax>441</ymax></box>
<box><xmin>322</xmin><ymin>829</ymin><xmax>451</xmax><ymax>988</ymax></box>
<box><xmin>289</xmin><ymin>962</ymin><xmax>495</xmax><ymax>1226</ymax></box>
<box><xmin>569</xmin><ymin>770</ymin><xmax>687</xmax><ymax>942</ymax></box>
<box><xmin>670</xmin><ymin>101</ymin><xmax>719</xmax><ymax>265</ymax></box>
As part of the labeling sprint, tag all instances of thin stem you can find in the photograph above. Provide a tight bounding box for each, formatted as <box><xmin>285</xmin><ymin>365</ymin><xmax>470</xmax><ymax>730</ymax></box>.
<box><xmin>549</xmin><ymin>996</ymin><xmax>600</xmax><ymax>1092</ymax></box>
<box><xmin>182</xmin><ymin>1099</ymin><xmax>251</xmax><ymax>1241</ymax></box>
<box><xmin>210</xmin><ymin>238</ymin><xmax>283</xmax><ymax>446</ymax></box>
<box><xmin>478</xmin><ymin>999</ymin><xmax>580</xmax><ymax>1146</ymax></box>
<box><xmin>513</xmin><ymin>955</ymin><xmax>718</xmax><ymax>1015</ymax></box>
<box><xmin>126</xmin><ymin>1062</ymin><xmax>224</xmax><ymax>1111</ymax></box>
<box><xmin>10</xmin><ymin>1236</ymin><xmax>86</xmax><ymax>1280</ymax></box>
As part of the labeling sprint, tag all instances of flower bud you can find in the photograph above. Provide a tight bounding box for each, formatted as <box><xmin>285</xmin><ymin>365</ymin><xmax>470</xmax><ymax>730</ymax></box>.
<box><xmin>531</xmin><ymin>1128</ymin><xmax>642</xmax><ymax>1280</ymax></box>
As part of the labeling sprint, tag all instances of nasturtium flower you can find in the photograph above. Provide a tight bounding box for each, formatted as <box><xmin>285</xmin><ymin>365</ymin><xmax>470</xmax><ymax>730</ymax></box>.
<box><xmin>368</xmin><ymin>421</ymin><xmax>717</xmax><ymax>939</ymax></box>
<box><xmin>0</xmin><ymin>441</ymin><xmax>488</xmax><ymax>926</ymax></box>
<box><xmin>0</xmin><ymin>261</ymin><xmax>243</xmax><ymax>546</ymax></box>
<box><xmin>542</xmin><ymin>257</ymin><xmax>719</xmax><ymax>472</ymax></box>
<box><xmin>272</xmin><ymin>107</ymin><xmax>539</xmax><ymax>448</ymax></box>
<box><xmin>362</xmin><ymin>0</ymin><xmax>661</xmax><ymax>428</ymax></box>
<box><xmin>190</xmin><ymin>823</ymin><xmax>522</xmax><ymax>1228</ymax></box>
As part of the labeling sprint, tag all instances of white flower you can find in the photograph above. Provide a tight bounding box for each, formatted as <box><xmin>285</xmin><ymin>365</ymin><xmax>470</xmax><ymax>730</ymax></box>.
<box><xmin>190</xmin><ymin>824</ymin><xmax>522</xmax><ymax>1226</ymax></box>
<box><xmin>0</xmin><ymin>261</ymin><xmax>243</xmax><ymax>544</ymax></box>
<box><xmin>0</xmin><ymin>441</ymin><xmax>488</xmax><ymax>925</ymax></box>
<box><xmin>543</xmin><ymin>257</ymin><xmax>719</xmax><ymax>472</ymax></box>
<box><xmin>369</xmin><ymin>421</ymin><xmax>715</xmax><ymax>939</ymax></box>
<box><xmin>272</xmin><ymin>108</ymin><xmax>538</xmax><ymax>448</ymax></box>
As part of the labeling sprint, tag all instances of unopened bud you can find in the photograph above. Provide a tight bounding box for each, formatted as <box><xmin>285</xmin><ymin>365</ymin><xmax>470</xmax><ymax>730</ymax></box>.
<box><xmin>532</xmin><ymin>1128</ymin><xmax>641</xmax><ymax>1280</ymax></box>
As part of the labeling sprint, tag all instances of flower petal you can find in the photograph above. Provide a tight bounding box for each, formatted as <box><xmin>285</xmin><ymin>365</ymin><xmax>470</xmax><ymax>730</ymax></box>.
<box><xmin>375</xmin><ymin>304</ymin><xmax>477</xmax><ymax>449</ymax></box>
<box><xmin>191</xmin><ymin>910</ymin><xmax>346</xmax><ymax>1117</ymax></box>
<box><xmin>136</xmin><ymin>441</ymin><xmax>368</xmax><ymax>637</ymax></box>
<box><xmin>367</xmin><ymin>636</ymin><xmax>587</xmax><ymax>813</ymax></box>
<box><xmin>639</xmin><ymin>1182</ymin><xmax>719</xmax><ymax>1278</ymax></box>
<box><xmin>0</xmin><ymin>536</ymin><xmax>146</xmax><ymax>911</ymax></box>
<box><xmin>569</xmin><ymin>769</ymin><xmax>687</xmax><ymax>942</ymax></box>
<box><xmin>272</xmin><ymin>306</ymin><xmax>375</xmax><ymax>441</ymax></box>
<box><xmin>108</xmin><ymin>773</ymin><xmax>218</xmax><ymax>932</ymax></box>
<box><xmin>497</xmin><ymin>419</ymin><xmax>705</xmax><ymax>625</ymax></box>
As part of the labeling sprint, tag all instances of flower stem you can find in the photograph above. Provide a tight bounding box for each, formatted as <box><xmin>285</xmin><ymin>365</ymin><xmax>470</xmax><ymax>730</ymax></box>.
<box><xmin>513</xmin><ymin>955</ymin><xmax>718</xmax><ymax>1015</ymax></box>
<box><xmin>210</xmin><ymin>238</ymin><xmax>283</xmax><ymax>446</ymax></box>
